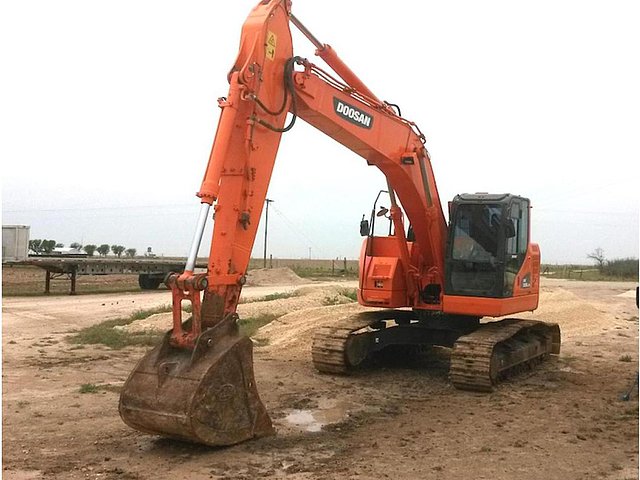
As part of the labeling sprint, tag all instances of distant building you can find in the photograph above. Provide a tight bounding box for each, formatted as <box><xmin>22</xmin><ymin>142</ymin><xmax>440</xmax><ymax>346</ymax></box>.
<box><xmin>50</xmin><ymin>247</ymin><xmax>85</xmax><ymax>256</ymax></box>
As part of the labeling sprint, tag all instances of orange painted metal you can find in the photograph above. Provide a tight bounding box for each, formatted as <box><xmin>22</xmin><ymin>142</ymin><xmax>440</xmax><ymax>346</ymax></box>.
<box><xmin>442</xmin><ymin>293</ymin><xmax>539</xmax><ymax>317</ymax></box>
<box><xmin>165</xmin><ymin>272</ymin><xmax>207</xmax><ymax>348</ymax></box>
<box><xmin>512</xmin><ymin>244</ymin><xmax>541</xmax><ymax>298</ymax></box>
<box><xmin>358</xmin><ymin>237</ymin><xmax>410</xmax><ymax>307</ymax></box>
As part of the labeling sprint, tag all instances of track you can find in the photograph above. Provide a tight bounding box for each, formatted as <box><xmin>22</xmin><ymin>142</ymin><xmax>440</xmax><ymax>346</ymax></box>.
<box><xmin>313</xmin><ymin>313</ymin><xmax>561</xmax><ymax>393</ymax></box>
<box><xmin>449</xmin><ymin>319</ymin><xmax>561</xmax><ymax>392</ymax></box>
<box><xmin>311</xmin><ymin>312</ymin><xmax>379</xmax><ymax>374</ymax></box>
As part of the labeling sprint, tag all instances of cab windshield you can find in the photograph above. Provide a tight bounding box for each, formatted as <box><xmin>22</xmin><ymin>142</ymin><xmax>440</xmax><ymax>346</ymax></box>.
<box><xmin>451</xmin><ymin>204</ymin><xmax>502</xmax><ymax>264</ymax></box>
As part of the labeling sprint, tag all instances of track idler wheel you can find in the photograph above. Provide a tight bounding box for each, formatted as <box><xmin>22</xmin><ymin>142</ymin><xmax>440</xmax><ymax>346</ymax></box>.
<box><xmin>119</xmin><ymin>314</ymin><xmax>273</xmax><ymax>446</ymax></box>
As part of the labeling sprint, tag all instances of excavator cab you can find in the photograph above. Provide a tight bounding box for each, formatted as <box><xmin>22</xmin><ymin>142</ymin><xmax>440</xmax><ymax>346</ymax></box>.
<box><xmin>445</xmin><ymin>193</ymin><xmax>531</xmax><ymax>299</ymax></box>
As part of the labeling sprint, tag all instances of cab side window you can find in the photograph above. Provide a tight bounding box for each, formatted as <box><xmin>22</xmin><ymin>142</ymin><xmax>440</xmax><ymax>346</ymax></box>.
<box><xmin>504</xmin><ymin>199</ymin><xmax>529</xmax><ymax>295</ymax></box>
<box><xmin>506</xmin><ymin>200</ymin><xmax>528</xmax><ymax>257</ymax></box>
<box><xmin>517</xmin><ymin>200</ymin><xmax>528</xmax><ymax>256</ymax></box>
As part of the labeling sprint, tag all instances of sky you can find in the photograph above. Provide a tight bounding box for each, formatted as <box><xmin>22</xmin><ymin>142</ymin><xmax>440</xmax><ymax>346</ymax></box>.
<box><xmin>2</xmin><ymin>0</ymin><xmax>639</xmax><ymax>264</ymax></box>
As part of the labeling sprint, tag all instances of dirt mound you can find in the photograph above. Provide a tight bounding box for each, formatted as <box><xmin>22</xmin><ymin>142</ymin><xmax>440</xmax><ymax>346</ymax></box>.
<box><xmin>503</xmin><ymin>287</ymin><xmax>610</xmax><ymax>338</ymax></box>
<box><xmin>115</xmin><ymin>312</ymin><xmax>172</xmax><ymax>334</ymax></box>
<box><xmin>245</xmin><ymin>267</ymin><xmax>305</xmax><ymax>286</ymax></box>
<box><xmin>254</xmin><ymin>303</ymin><xmax>369</xmax><ymax>358</ymax></box>
<box><xmin>119</xmin><ymin>284</ymin><xmax>357</xmax><ymax>335</ymax></box>
<box><xmin>239</xmin><ymin>285</ymin><xmax>355</xmax><ymax>319</ymax></box>
<box><xmin>119</xmin><ymin>284</ymin><xmax>610</xmax><ymax>341</ymax></box>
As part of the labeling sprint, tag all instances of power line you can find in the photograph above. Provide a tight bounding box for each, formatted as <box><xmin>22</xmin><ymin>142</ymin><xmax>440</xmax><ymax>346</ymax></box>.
<box><xmin>3</xmin><ymin>203</ymin><xmax>196</xmax><ymax>213</ymax></box>
<box><xmin>270</xmin><ymin>204</ymin><xmax>326</xmax><ymax>258</ymax></box>
<box><xmin>535</xmin><ymin>208</ymin><xmax>634</xmax><ymax>216</ymax></box>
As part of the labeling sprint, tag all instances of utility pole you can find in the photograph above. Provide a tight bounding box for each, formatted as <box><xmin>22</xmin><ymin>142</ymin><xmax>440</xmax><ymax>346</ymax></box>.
<box><xmin>263</xmin><ymin>198</ymin><xmax>274</xmax><ymax>268</ymax></box>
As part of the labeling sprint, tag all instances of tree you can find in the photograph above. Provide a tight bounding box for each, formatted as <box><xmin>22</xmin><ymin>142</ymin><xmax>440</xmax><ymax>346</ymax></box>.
<box><xmin>97</xmin><ymin>244</ymin><xmax>111</xmax><ymax>257</ymax></box>
<box><xmin>28</xmin><ymin>239</ymin><xmax>43</xmax><ymax>254</ymax></box>
<box><xmin>41</xmin><ymin>240</ymin><xmax>57</xmax><ymax>254</ymax></box>
<box><xmin>125</xmin><ymin>248</ymin><xmax>137</xmax><ymax>258</ymax></box>
<box><xmin>55</xmin><ymin>243</ymin><xmax>64</xmax><ymax>248</ymax></box>
<box><xmin>83</xmin><ymin>244</ymin><xmax>97</xmax><ymax>256</ymax></box>
<box><xmin>111</xmin><ymin>245</ymin><xmax>126</xmax><ymax>257</ymax></box>
<box><xmin>587</xmin><ymin>247</ymin><xmax>606</xmax><ymax>271</ymax></box>
<box><xmin>70</xmin><ymin>242</ymin><xmax>83</xmax><ymax>250</ymax></box>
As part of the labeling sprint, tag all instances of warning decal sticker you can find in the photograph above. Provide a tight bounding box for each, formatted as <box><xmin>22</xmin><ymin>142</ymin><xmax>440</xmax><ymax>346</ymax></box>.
<box><xmin>266</xmin><ymin>31</ymin><xmax>277</xmax><ymax>61</ymax></box>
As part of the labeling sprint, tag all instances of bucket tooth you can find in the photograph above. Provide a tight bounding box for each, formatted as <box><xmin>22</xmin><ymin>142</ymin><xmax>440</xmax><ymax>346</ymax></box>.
<box><xmin>119</xmin><ymin>315</ymin><xmax>274</xmax><ymax>446</ymax></box>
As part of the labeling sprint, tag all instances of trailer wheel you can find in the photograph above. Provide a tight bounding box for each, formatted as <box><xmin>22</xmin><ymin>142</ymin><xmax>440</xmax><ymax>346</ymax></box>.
<box><xmin>138</xmin><ymin>274</ymin><xmax>162</xmax><ymax>290</ymax></box>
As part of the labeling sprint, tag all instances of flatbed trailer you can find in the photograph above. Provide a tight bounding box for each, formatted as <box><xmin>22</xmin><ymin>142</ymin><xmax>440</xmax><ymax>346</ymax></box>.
<box><xmin>2</xmin><ymin>257</ymin><xmax>207</xmax><ymax>295</ymax></box>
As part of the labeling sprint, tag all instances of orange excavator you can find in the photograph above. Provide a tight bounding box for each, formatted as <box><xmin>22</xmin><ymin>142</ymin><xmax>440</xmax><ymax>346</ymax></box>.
<box><xmin>119</xmin><ymin>0</ymin><xmax>560</xmax><ymax>446</ymax></box>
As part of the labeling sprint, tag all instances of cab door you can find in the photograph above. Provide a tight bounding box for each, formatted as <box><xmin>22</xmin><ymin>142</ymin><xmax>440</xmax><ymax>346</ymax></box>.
<box><xmin>445</xmin><ymin>202</ymin><xmax>507</xmax><ymax>298</ymax></box>
<box><xmin>503</xmin><ymin>198</ymin><xmax>530</xmax><ymax>296</ymax></box>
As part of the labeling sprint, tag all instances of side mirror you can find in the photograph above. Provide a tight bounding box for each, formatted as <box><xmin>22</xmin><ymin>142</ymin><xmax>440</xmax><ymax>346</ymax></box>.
<box><xmin>360</xmin><ymin>216</ymin><xmax>370</xmax><ymax>236</ymax></box>
<box><xmin>376</xmin><ymin>206</ymin><xmax>389</xmax><ymax>217</ymax></box>
<box><xmin>505</xmin><ymin>219</ymin><xmax>516</xmax><ymax>238</ymax></box>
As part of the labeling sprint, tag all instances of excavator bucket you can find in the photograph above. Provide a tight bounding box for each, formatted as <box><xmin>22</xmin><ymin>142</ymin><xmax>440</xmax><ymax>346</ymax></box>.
<box><xmin>119</xmin><ymin>315</ymin><xmax>274</xmax><ymax>446</ymax></box>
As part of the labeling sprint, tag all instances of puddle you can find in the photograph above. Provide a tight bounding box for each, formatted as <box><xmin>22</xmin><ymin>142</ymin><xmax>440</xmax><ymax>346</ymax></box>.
<box><xmin>285</xmin><ymin>409</ymin><xmax>324</xmax><ymax>432</ymax></box>
<box><xmin>283</xmin><ymin>399</ymin><xmax>352</xmax><ymax>432</ymax></box>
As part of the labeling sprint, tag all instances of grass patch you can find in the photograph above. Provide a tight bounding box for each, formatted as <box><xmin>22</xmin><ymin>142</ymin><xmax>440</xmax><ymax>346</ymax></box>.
<box><xmin>242</xmin><ymin>291</ymin><xmax>298</xmax><ymax>304</ymax></box>
<box><xmin>619</xmin><ymin>354</ymin><xmax>633</xmax><ymax>362</ymax></box>
<box><xmin>78</xmin><ymin>383</ymin><xmax>121</xmax><ymax>394</ymax></box>
<box><xmin>128</xmin><ymin>305</ymin><xmax>173</xmax><ymax>320</ymax></box>
<box><xmin>290</xmin><ymin>265</ymin><xmax>358</xmax><ymax>280</ymax></box>
<box><xmin>322</xmin><ymin>295</ymin><xmax>342</xmax><ymax>306</ymax></box>
<box><xmin>322</xmin><ymin>288</ymin><xmax>358</xmax><ymax>306</ymax></box>
<box><xmin>70</xmin><ymin>304</ymin><xmax>280</xmax><ymax>350</ymax></box>
<box><xmin>238</xmin><ymin>313</ymin><xmax>280</xmax><ymax>338</ymax></box>
<box><xmin>68</xmin><ymin>305</ymin><xmax>172</xmax><ymax>349</ymax></box>
<box><xmin>79</xmin><ymin>383</ymin><xmax>100</xmax><ymax>394</ymax></box>
<box><xmin>338</xmin><ymin>287</ymin><xmax>358</xmax><ymax>302</ymax></box>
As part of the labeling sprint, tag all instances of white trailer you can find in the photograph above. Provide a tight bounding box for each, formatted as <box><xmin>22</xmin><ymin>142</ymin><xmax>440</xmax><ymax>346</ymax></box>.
<box><xmin>2</xmin><ymin>225</ymin><xmax>30</xmax><ymax>262</ymax></box>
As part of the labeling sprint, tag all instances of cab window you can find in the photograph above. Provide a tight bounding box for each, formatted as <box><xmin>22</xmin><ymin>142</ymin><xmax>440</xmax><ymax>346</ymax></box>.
<box><xmin>504</xmin><ymin>199</ymin><xmax>529</xmax><ymax>295</ymax></box>
<box><xmin>451</xmin><ymin>204</ymin><xmax>501</xmax><ymax>263</ymax></box>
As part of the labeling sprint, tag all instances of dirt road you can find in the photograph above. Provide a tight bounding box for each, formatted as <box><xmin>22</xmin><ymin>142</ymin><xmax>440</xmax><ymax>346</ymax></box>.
<box><xmin>2</xmin><ymin>279</ymin><xmax>638</xmax><ymax>479</ymax></box>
